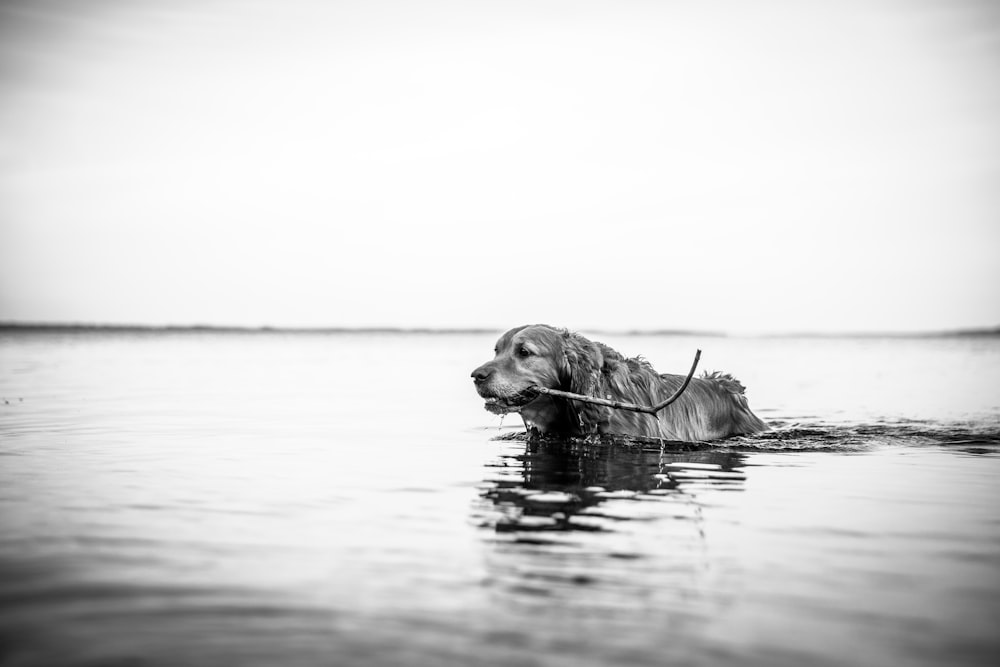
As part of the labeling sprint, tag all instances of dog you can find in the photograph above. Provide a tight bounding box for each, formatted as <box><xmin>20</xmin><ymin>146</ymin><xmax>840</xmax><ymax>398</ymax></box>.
<box><xmin>471</xmin><ymin>324</ymin><xmax>768</xmax><ymax>441</ymax></box>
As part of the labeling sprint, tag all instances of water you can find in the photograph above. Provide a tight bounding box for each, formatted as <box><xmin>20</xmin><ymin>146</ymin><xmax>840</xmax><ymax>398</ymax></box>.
<box><xmin>1</xmin><ymin>329</ymin><xmax>998</xmax><ymax>667</ymax></box>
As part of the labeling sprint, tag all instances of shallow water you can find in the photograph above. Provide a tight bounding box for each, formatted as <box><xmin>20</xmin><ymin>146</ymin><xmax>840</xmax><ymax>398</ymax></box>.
<box><xmin>1</xmin><ymin>329</ymin><xmax>998</xmax><ymax>667</ymax></box>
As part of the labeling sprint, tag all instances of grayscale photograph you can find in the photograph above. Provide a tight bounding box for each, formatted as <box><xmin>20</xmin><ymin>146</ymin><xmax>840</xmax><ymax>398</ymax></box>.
<box><xmin>1</xmin><ymin>1</ymin><xmax>998</xmax><ymax>666</ymax></box>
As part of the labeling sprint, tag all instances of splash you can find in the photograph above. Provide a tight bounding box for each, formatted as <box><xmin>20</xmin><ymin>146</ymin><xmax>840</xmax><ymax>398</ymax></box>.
<box><xmin>489</xmin><ymin>419</ymin><xmax>1000</xmax><ymax>454</ymax></box>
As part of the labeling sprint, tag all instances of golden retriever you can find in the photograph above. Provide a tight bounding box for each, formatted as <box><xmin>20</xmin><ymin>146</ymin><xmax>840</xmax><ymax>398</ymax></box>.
<box><xmin>471</xmin><ymin>324</ymin><xmax>768</xmax><ymax>441</ymax></box>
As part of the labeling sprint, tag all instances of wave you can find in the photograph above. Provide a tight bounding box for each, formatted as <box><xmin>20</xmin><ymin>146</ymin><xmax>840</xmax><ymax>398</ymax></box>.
<box><xmin>493</xmin><ymin>419</ymin><xmax>1000</xmax><ymax>454</ymax></box>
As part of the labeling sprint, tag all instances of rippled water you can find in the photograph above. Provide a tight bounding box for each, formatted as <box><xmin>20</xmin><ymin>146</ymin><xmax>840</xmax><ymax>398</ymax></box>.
<box><xmin>1</xmin><ymin>329</ymin><xmax>998</xmax><ymax>667</ymax></box>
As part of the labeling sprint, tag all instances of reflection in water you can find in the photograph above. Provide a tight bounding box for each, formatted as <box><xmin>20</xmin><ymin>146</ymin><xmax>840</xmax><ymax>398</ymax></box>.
<box><xmin>475</xmin><ymin>436</ymin><xmax>748</xmax><ymax>622</ymax></box>
<box><xmin>481</xmin><ymin>438</ymin><xmax>746</xmax><ymax>534</ymax></box>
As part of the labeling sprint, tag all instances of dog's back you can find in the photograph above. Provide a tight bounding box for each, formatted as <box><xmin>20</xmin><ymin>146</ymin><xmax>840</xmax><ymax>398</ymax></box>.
<box><xmin>645</xmin><ymin>372</ymin><xmax>768</xmax><ymax>441</ymax></box>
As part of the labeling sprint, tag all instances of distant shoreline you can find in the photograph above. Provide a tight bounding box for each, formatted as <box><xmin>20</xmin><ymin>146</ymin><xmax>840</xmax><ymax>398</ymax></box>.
<box><xmin>0</xmin><ymin>323</ymin><xmax>501</xmax><ymax>336</ymax></box>
<box><xmin>1</xmin><ymin>322</ymin><xmax>997</xmax><ymax>339</ymax></box>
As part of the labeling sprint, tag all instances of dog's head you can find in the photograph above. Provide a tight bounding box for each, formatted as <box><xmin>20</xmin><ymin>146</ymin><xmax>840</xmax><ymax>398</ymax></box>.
<box><xmin>470</xmin><ymin>324</ymin><xmax>604</xmax><ymax>415</ymax></box>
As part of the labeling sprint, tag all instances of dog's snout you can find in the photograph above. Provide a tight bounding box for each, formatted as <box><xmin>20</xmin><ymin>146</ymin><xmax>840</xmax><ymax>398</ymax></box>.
<box><xmin>471</xmin><ymin>364</ymin><xmax>494</xmax><ymax>383</ymax></box>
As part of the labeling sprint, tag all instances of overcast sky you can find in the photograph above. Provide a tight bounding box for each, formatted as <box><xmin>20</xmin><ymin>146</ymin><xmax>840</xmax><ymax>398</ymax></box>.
<box><xmin>1</xmin><ymin>0</ymin><xmax>997</xmax><ymax>334</ymax></box>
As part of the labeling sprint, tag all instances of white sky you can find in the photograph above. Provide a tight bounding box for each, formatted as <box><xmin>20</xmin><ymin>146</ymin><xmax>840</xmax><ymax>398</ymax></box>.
<box><xmin>1</xmin><ymin>0</ymin><xmax>998</xmax><ymax>333</ymax></box>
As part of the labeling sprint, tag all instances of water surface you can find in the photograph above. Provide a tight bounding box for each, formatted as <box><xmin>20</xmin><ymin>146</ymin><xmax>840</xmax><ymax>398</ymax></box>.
<box><xmin>1</xmin><ymin>329</ymin><xmax>998</xmax><ymax>666</ymax></box>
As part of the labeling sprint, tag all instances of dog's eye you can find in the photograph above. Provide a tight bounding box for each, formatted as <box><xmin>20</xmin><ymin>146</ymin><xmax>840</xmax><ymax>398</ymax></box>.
<box><xmin>517</xmin><ymin>347</ymin><xmax>531</xmax><ymax>357</ymax></box>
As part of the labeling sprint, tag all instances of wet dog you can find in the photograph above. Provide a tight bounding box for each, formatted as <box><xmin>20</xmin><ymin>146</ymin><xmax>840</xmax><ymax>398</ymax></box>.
<box><xmin>471</xmin><ymin>324</ymin><xmax>768</xmax><ymax>441</ymax></box>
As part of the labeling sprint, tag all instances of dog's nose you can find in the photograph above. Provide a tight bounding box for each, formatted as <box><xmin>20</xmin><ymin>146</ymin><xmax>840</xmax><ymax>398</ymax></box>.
<box><xmin>471</xmin><ymin>364</ymin><xmax>493</xmax><ymax>383</ymax></box>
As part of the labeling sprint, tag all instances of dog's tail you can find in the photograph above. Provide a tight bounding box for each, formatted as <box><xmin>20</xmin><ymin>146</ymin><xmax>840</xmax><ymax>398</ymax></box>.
<box><xmin>700</xmin><ymin>371</ymin><xmax>770</xmax><ymax>434</ymax></box>
<box><xmin>701</xmin><ymin>371</ymin><xmax>747</xmax><ymax>395</ymax></box>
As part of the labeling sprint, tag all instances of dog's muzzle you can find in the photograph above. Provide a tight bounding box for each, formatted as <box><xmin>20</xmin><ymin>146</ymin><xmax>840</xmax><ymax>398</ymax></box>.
<box><xmin>475</xmin><ymin>384</ymin><xmax>540</xmax><ymax>415</ymax></box>
<box><xmin>472</xmin><ymin>362</ymin><xmax>540</xmax><ymax>415</ymax></box>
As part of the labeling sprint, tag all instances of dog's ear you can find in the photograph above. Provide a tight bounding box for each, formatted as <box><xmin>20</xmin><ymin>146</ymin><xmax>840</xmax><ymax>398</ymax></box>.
<box><xmin>559</xmin><ymin>331</ymin><xmax>603</xmax><ymax>394</ymax></box>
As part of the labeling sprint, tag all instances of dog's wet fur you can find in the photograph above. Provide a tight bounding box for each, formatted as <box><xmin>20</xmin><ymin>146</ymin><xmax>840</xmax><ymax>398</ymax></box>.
<box><xmin>472</xmin><ymin>324</ymin><xmax>768</xmax><ymax>441</ymax></box>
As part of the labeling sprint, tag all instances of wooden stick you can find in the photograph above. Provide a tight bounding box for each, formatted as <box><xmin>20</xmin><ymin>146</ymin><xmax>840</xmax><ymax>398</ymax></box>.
<box><xmin>531</xmin><ymin>349</ymin><xmax>702</xmax><ymax>416</ymax></box>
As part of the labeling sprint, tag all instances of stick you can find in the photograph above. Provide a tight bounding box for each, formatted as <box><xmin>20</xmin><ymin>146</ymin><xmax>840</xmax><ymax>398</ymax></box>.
<box><xmin>531</xmin><ymin>349</ymin><xmax>702</xmax><ymax>415</ymax></box>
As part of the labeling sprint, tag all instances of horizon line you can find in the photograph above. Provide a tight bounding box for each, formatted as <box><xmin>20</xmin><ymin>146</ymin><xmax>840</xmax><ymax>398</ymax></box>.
<box><xmin>1</xmin><ymin>321</ymin><xmax>998</xmax><ymax>339</ymax></box>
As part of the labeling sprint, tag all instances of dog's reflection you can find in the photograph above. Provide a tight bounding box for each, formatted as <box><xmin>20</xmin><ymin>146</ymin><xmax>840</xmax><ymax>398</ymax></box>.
<box><xmin>479</xmin><ymin>438</ymin><xmax>746</xmax><ymax>534</ymax></box>
<box><xmin>476</xmin><ymin>438</ymin><xmax>748</xmax><ymax>615</ymax></box>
